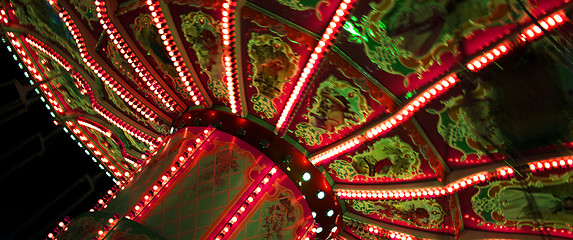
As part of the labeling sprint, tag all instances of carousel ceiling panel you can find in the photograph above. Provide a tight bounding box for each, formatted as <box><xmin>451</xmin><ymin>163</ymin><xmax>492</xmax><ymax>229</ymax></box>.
<box><xmin>240</xmin><ymin>5</ymin><xmax>316</xmax><ymax>122</ymax></box>
<box><xmin>325</xmin><ymin>118</ymin><xmax>443</xmax><ymax>184</ymax></box>
<box><xmin>285</xmin><ymin>51</ymin><xmax>397</xmax><ymax>152</ymax></box>
<box><xmin>142</xmin><ymin>1</ymin><xmax>226</xmax><ymax>106</ymax></box>
<box><xmin>457</xmin><ymin>165</ymin><xmax>573</xmax><ymax>239</ymax></box>
<box><xmin>331</xmin><ymin>0</ymin><xmax>527</xmax><ymax>99</ymax></box>
<box><xmin>412</xmin><ymin>82</ymin><xmax>507</xmax><ymax>169</ymax></box>
<box><xmin>247</xmin><ymin>0</ymin><xmax>342</xmax><ymax>35</ymax></box>
<box><xmin>344</xmin><ymin>196</ymin><xmax>455</xmax><ymax>234</ymax></box>
<box><xmin>6</xmin><ymin>0</ymin><xmax>573</xmax><ymax>239</ymax></box>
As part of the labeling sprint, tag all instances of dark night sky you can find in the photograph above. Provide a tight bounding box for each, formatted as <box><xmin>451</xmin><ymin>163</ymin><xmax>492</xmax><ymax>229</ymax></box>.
<box><xmin>0</xmin><ymin>40</ymin><xmax>115</xmax><ymax>240</ymax></box>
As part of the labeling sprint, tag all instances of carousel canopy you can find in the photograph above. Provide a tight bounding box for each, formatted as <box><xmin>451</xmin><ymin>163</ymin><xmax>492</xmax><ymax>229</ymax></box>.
<box><xmin>2</xmin><ymin>0</ymin><xmax>573</xmax><ymax>239</ymax></box>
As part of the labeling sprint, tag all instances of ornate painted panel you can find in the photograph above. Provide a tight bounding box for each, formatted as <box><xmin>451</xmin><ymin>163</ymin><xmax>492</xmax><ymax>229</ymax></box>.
<box><xmin>346</xmin><ymin>197</ymin><xmax>454</xmax><ymax>234</ymax></box>
<box><xmin>458</xmin><ymin>171</ymin><xmax>573</xmax><ymax>239</ymax></box>
<box><xmin>286</xmin><ymin>51</ymin><xmax>396</xmax><ymax>151</ymax></box>
<box><xmin>240</xmin><ymin>6</ymin><xmax>315</xmax><ymax>121</ymax></box>
<box><xmin>325</xmin><ymin>120</ymin><xmax>440</xmax><ymax>184</ymax></box>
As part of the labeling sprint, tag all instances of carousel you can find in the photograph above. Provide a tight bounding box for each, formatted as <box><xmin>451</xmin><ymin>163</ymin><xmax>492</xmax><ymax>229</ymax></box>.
<box><xmin>2</xmin><ymin>0</ymin><xmax>573</xmax><ymax>239</ymax></box>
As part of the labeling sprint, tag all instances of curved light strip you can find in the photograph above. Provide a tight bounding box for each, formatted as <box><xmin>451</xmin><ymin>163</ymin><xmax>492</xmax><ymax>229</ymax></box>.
<box><xmin>144</xmin><ymin>0</ymin><xmax>205</xmax><ymax>106</ymax></box>
<box><xmin>336</xmin><ymin>155</ymin><xmax>573</xmax><ymax>200</ymax></box>
<box><xmin>6</xmin><ymin>33</ymin><xmax>66</xmax><ymax>115</ymax></box>
<box><xmin>95</xmin><ymin>0</ymin><xmax>179</xmax><ymax>112</ymax></box>
<box><xmin>65</xmin><ymin>120</ymin><xmax>129</xmax><ymax>180</ymax></box>
<box><xmin>275</xmin><ymin>0</ymin><xmax>355</xmax><ymax>133</ymax></box>
<box><xmin>47</xmin><ymin>1</ymin><xmax>160</xmax><ymax>122</ymax></box>
<box><xmin>467</xmin><ymin>11</ymin><xmax>566</xmax><ymax>72</ymax></box>
<box><xmin>96</xmin><ymin>128</ymin><xmax>214</xmax><ymax>239</ymax></box>
<box><xmin>77</xmin><ymin>117</ymin><xmax>142</xmax><ymax>172</ymax></box>
<box><xmin>24</xmin><ymin>34</ymin><xmax>158</xmax><ymax>146</ymax></box>
<box><xmin>311</xmin><ymin>8</ymin><xmax>570</xmax><ymax>166</ymax></box>
<box><xmin>311</xmin><ymin>74</ymin><xmax>458</xmax><ymax>165</ymax></box>
<box><xmin>344</xmin><ymin>217</ymin><xmax>424</xmax><ymax>240</ymax></box>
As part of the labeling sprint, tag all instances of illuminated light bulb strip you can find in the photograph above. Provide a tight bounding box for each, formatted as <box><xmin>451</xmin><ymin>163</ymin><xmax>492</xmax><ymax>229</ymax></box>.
<box><xmin>528</xmin><ymin>155</ymin><xmax>573</xmax><ymax>172</ymax></box>
<box><xmin>68</xmin><ymin>69</ymin><xmax>158</xmax><ymax>147</ymax></box>
<box><xmin>466</xmin><ymin>42</ymin><xmax>510</xmax><ymax>71</ymax></box>
<box><xmin>310</xmin><ymin>74</ymin><xmax>459</xmax><ymax>165</ymax></box>
<box><xmin>65</xmin><ymin>120</ymin><xmax>129</xmax><ymax>182</ymax></box>
<box><xmin>93</xmin><ymin>103</ymin><xmax>157</xmax><ymax>147</ymax></box>
<box><xmin>344</xmin><ymin>218</ymin><xmax>424</xmax><ymax>240</ymax></box>
<box><xmin>90</xmin><ymin>183</ymin><xmax>122</xmax><ymax>212</ymax></box>
<box><xmin>337</xmin><ymin>156</ymin><xmax>573</xmax><ymax>201</ymax></box>
<box><xmin>220</xmin><ymin>0</ymin><xmax>241</xmax><ymax>114</ymax></box>
<box><xmin>5</xmin><ymin>32</ymin><xmax>66</xmax><ymax>114</ymax></box>
<box><xmin>275</xmin><ymin>0</ymin><xmax>355</xmax><ymax>132</ymax></box>
<box><xmin>311</xmin><ymin>7</ymin><xmax>571</xmax><ymax>165</ymax></box>
<box><xmin>517</xmin><ymin>11</ymin><xmax>566</xmax><ymax>43</ymax></box>
<box><xmin>0</xmin><ymin>8</ymin><xmax>9</xmax><ymax>24</ymax></box>
<box><xmin>336</xmin><ymin>167</ymin><xmax>516</xmax><ymax>200</ymax></box>
<box><xmin>95</xmin><ymin>213</ymin><xmax>120</xmax><ymax>240</ymax></box>
<box><xmin>213</xmin><ymin>166</ymin><xmax>278</xmax><ymax>240</ymax></box>
<box><xmin>47</xmin><ymin>2</ymin><xmax>159</xmax><ymax>123</ymax></box>
<box><xmin>467</xmin><ymin>11</ymin><xmax>566</xmax><ymax>72</ymax></box>
<box><xmin>77</xmin><ymin>117</ymin><xmax>142</xmax><ymax>174</ymax></box>
<box><xmin>96</xmin><ymin>127</ymin><xmax>213</xmax><ymax>240</ymax></box>
<box><xmin>145</xmin><ymin>0</ymin><xmax>204</xmax><ymax>106</ymax></box>
<box><xmin>77</xmin><ymin>118</ymin><xmax>112</xmax><ymax>138</ymax></box>
<box><xmin>24</xmin><ymin>36</ymin><xmax>71</xmax><ymax>71</ymax></box>
<box><xmin>24</xmin><ymin>34</ymin><xmax>158</xmax><ymax>147</ymax></box>
<box><xmin>94</xmin><ymin>0</ymin><xmax>179</xmax><ymax>112</ymax></box>
<box><xmin>128</xmin><ymin>128</ymin><xmax>213</xmax><ymax>220</ymax></box>
<box><xmin>45</xmin><ymin>216</ymin><xmax>72</xmax><ymax>240</ymax></box>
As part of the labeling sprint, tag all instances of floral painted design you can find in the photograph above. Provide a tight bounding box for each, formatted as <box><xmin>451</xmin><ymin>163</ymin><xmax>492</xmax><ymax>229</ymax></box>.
<box><xmin>248</xmin><ymin>32</ymin><xmax>300</xmax><ymax>118</ymax></box>
<box><xmin>201</xmin><ymin>149</ymin><xmax>240</xmax><ymax>186</ymax></box>
<box><xmin>427</xmin><ymin>82</ymin><xmax>503</xmax><ymax>161</ymax></box>
<box><xmin>132</xmin><ymin>14</ymin><xmax>196</xmax><ymax>102</ymax></box>
<box><xmin>471</xmin><ymin>173</ymin><xmax>573</xmax><ymax>231</ymax></box>
<box><xmin>342</xmin><ymin>0</ymin><xmax>518</xmax><ymax>85</ymax></box>
<box><xmin>350</xmin><ymin>198</ymin><xmax>445</xmax><ymax>229</ymax></box>
<box><xmin>180</xmin><ymin>11</ymin><xmax>227</xmax><ymax>102</ymax></box>
<box><xmin>330</xmin><ymin>136</ymin><xmax>421</xmax><ymax>181</ymax></box>
<box><xmin>295</xmin><ymin>75</ymin><xmax>371</xmax><ymax>146</ymax></box>
<box><xmin>263</xmin><ymin>194</ymin><xmax>297</xmax><ymax>239</ymax></box>
<box><xmin>69</xmin><ymin>0</ymin><xmax>98</xmax><ymax>30</ymax></box>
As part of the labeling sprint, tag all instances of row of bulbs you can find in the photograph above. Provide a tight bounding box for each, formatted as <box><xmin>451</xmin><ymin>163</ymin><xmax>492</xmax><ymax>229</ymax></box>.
<box><xmin>276</xmin><ymin>0</ymin><xmax>355</xmax><ymax>132</ymax></box>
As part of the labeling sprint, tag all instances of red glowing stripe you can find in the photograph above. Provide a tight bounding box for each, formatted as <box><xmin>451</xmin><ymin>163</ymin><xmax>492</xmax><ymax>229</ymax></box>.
<box><xmin>145</xmin><ymin>0</ymin><xmax>205</xmax><ymax>106</ymax></box>
<box><xmin>0</xmin><ymin>8</ymin><xmax>9</xmax><ymax>24</ymax></box>
<box><xmin>69</xmin><ymin>71</ymin><xmax>158</xmax><ymax>147</ymax></box>
<box><xmin>220</xmin><ymin>0</ymin><xmax>242</xmax><ymax>114</ymax></box>
<box><xmin>45</xmin><ymin>216</ymin><xmax>71</xmax><ymax>240</ymax></box>
<box><xmin>96</xmin><ymin>128</ymin><xmax>214</xmax><ymax>239</ymax></box>
<box><xmin>213</xmin><ymin>166</ymin><xmax>278</xmax><ymax>240</ymax></box>
<box><xmin>467</xmin><ymin>11</ymin><xmax>567</xmax><ymax>72</ymax></box>
<box><xmin>345</xmin><ymin>218</ymin><xmax>425</xmax><ymax>240</ymax></box>
<box><xmin>65</xmin><ymin>120</ymin><xmax>130</xmax><ymax>180</ymax></box>
<box><xmin>77</xmin><ymin>117</ymin><xmax>143</xmax><ymax>172</ymax></box>
<box><xmin>333</xmin><ymin>156</ymin><xmax>573</xmax><ymax>201</ymax></box>
<box><xmin>310</xmin><ymin>74</ymin><xmax>458</xmax><ymax>165</ymax></box>
<box><xmin>6</xmin><ymin>33</ymin><xmax>65</xmax><ymax>114</ymax></box>
<box><xmin>95</xmin><ymin>0</ymin><xmax>180</xmax><ymax>112</ymax></box>
<box><xmin>47</xmin><ymin>1</ymin><xmax>160</xmax><ymax>122</ymax></box>
<box><xmin>275</xmin><ymin>0</ymin><xmax>355</xmax><ymax>133</ymax></box>
<box><xmin>24</xmin><ymin>35</ymin><xmax>71</xmax><ymax>71</ymax></box>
